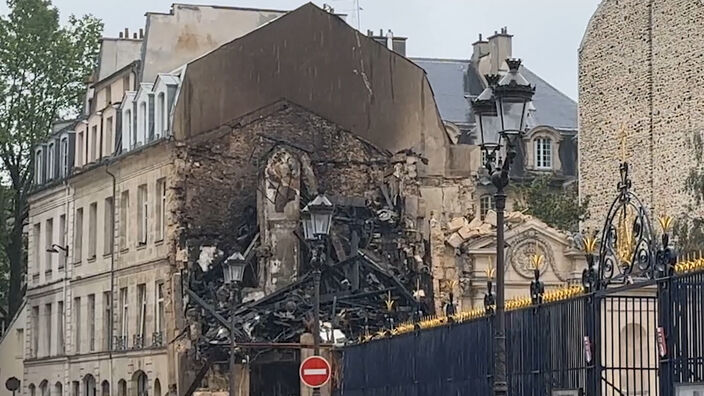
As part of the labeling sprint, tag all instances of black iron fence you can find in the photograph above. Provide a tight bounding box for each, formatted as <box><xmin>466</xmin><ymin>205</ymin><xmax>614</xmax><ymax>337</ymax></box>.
<box><xmin>338</xmin><ymin>269</ymin><xmax>704</xmax><ymax>395</ymax></box>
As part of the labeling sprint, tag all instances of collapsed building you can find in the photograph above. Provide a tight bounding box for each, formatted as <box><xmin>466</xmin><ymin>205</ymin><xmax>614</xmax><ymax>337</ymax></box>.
<box><xmin>23</xmin><ymin>3</ymin><xmax>583</xmax><ymax>396</ymax></box>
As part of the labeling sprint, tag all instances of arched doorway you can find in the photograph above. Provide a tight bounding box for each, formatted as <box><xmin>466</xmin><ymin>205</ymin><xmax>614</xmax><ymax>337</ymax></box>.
<box><xmin>153</xmin><ymin>379</ymin><xmax>161</xmax><ymax>396</ymax></box>
<box><xmin>82</xmin><ymin>375</ymin><xmax>96</xmax><ymax>396</ymax></box>
<box><xmin>101</xmin><ymin>381</ymin><xmax>110</xmax><ymax>396</ymax></box>
<box><xmin>132</xmin><ymin>371</ymin><xmax>148</xmax><ymax>396</ymax></box>
<box><xmin>54</xmin><ymin>382</ymin><xmax>63</xmax><ymax>396</ymax></box>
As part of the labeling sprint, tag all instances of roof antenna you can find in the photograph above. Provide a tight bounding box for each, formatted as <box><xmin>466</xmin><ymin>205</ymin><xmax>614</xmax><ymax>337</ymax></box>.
<box><xmin>355</xmin><ymin>0</ymin><xmax>362</xmax><ymax>30</ymax></box>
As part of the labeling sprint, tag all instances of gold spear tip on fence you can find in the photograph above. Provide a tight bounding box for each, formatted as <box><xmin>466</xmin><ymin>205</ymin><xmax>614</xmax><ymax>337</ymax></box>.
<box><xmin>583</xmin><ymin>234</ymin><xmax>598</xmax><ymax>255</ymax></box>
<box><xmin>658</xmin><ymin>215</ymin><xmax>674</xmax><ymax>233</ymax></box>
<box><xmin>530</xmin><ymin>253</ymin><xmax>544</xmax><ymax>270</ymax></box>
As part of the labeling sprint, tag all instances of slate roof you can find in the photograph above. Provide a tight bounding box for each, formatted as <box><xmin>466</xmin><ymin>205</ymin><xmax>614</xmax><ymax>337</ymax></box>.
<box><xmin>410</xmin><ymin>58</ymin><xmax>577</xmax><ymax>131</ymax></box>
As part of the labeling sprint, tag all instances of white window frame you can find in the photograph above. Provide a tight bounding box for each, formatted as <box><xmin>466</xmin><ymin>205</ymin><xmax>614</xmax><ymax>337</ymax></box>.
<box><xmin>137</xmin><ymin>185</ymin><xmax>148</xmax><ymax>246</ymax></box>
<box><xmin>137</xmin><ymin>284</ymin><xmax>147</xmax><ymax>338</ymax></box>
<box><xmin>60</xmin><ymin>137</ymin><xmax>69</xmax><ymax>177</ymax></box>
<box><xmin>47</xmin><ymin>143</ymin><xmax>54</xmax><ymax>181</ymax></box>
<box><xmin>119</xmin><ymin>288</ymin><xmax>128</xmax><ymax>339</ymax></box>
<box><xmin>480</xmin><ymin>195</ymin><xmax>495</xmax><ymax>221</ymax></box>
<box><xmin>155</xmin><ymin>179</ymin><xmax>166</xmax><ymax>241</ymax></box>
<box><xmin>534</xmin><ymin>137</ymin><xmax>553</xmax><ymax>170</ymax></box>
<box><xmin>35</xmin><ymin>148</ymin><xmax>43</xmax><ymax>184</ymax></box>
<box><xmin>155</xmin><ymin>282</ymin><xmax>164</xmax><ymax>335</ymax></box>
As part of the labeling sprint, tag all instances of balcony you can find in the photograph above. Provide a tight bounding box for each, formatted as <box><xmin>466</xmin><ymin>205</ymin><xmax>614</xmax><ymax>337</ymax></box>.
<box><xmin>113</xmin><ymin>336</ymin><xmax>127</xmax><ymax>351</ymax></box>
<box><xmin>133</xmin><ymin>334</ymin><xmax>145</xmax><ymax>350</ymax></box>
<box><xmin>152</xmin><ymin>332</ymin><xmax>164</xmax><ymax>348</ymax></box>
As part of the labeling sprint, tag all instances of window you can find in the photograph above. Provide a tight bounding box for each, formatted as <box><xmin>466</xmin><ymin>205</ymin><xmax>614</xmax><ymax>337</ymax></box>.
<box><xmin>480</xmin><ymin>195</ymin><xmax>495</xmax><ymax>221</ymax></box>
<box><xmin>83</xmin><ymin>375</ymin><xmax>96</xmax><ymax>396</ymax></box>
<box><xmin>73</xmin><ymin>297</ymin><xmax>81</xmax><ymax>354</ymax></box>
<box><xmin>75</xmin><ymin>208</ymin><xmax>83</xmax><ymax>263</ymax></box>
<box><xmin>155</xmin><ymin>282</ymin><xmax>164</xmax><ymax>341</ymax></box>
<box><xmin>54</xmin><ymin>382</ymin><xmax>63</xmax><ymax>396</ymax></box>
<box><xmin>91</xmin><ymin>125</ymin><xmax>98</xmax><ymax>162</ymax></box>
<box><xmin>35</xmin><ymin>148</ymin><xmax>43</xmax><ymax>184</ymax></box>
<box><xmin>119</xmin><ymin>191</ymin><xmax>129</xmax><ymax>250</ymax></box>
<box><xmin>118</xmin><ymin>380</ymin><xmax>126</xmax><ymax>396</ymax></box>
<box><xmin>76</xmin><ymin>132</ymin><xmax>84</xmax><ymax>166</ymax></box>
<box><xmin>119</xmin><ymin>287</ymin><xmax>128</xmax><ymax>344</ymax></box>
<box><xmin>33</xmin><ymin>223</ymin><xmax>41</xmax><ymax>278</ymax></box>
<box><xmin>58</xmin><ymin>214</ymin><xmax>66</xmax><ymax>270</ymax></box>
<box><xmin>88</xmin><ymin>294</ymin><xmax>95</xmax><ymax>352</ymax></box>
<box><xmin>135</xmin><ymin>372</ymin><xmax>148</xmax><ymax>396</ymax></box>
<box><xmin>57</xmin><ymin>301</ymin><xmax>64</xmax><ymax>354</ymax></box>
<box><xmin>534</xmin><ymin>137</ymin><xmax>552</xmax><ymax>170</ymax></box>
<box><xmin>137</xmin><ymin>184</ymin><xmax>148</xmax><ymax>246</ymax></box>
<box><xmin>103</xmin><ymin>291</ymin><xmax>112</xmax><ymax>351</ymax></box>
<box><xmin>60</xmin><ymin>137</ymin><xmax>69</xmax><ymax>177</ymax></box>
<box><xmin>136</xmin><ymin>284</ymin><xmax>147</xmax><ymax>347</ymax></box>
<box><xmin>31</xmin><ymin>306</ymin><xmax>39</xmax><ymax>358</ymax></box>
<box><xmin>72</xmin><ymin>381</ymin><xmax>79</xmax><ymax>396</ymax></box>
<box><xmin>104</xmin><ymin>197</ymin><xmax>114</xmax><ymax>255</ymax></box>
<box><xmin>40</xmin><ymin>383</ymin><xmax>48</xmax><ymax>396</ymax></box>
<box><xmin>101</xmin><ymin>381</ymin><xmax>110</xmax><ymax>396</ymax></box>
<box><xmin>29</xmin><ymin>384</ymin><xmax>36</xmax><ymax>396</ymax></box>
<box><xmin>105</xmin><ymin>117</ymin><xmax>113</xmax><ymax>156</ymax></box>
<box><xmin>44</xmin><ymin>303</ymin><xmax>52</xmax><ymax>356</ymax></box>
<box><xmin>88</xmin><ymin>203</ymin><xmax>97</xmax><ymax>259</ymax></box>
<box><xmin>45</xmin><ymin>218</ymin><xmax>53</xmax><ymax>275</ymax></box>
<box><xmin>154</xmin><ymin>379</ymin><xmax>161</xmax><ymax>396</ymax></box>
<box><xmin>155</xmin><ymin>179</ymin><xmax>166</xmax><ymax>241</ymax></box>
<box><xmin>47</xmin><ymin>143</ymin><xmax>54</xmax><ymax>181</ymax></box>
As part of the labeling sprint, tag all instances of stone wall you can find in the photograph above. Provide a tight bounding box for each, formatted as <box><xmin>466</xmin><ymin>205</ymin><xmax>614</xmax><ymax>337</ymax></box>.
<box><xmin>579</xmin><ymin>0</ymin><xmax>704</xmax><ymax>231</ymax></box>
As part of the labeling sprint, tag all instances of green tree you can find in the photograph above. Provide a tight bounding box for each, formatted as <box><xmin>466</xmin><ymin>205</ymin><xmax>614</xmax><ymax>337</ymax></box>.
<box><xmin>675</xmin><ymin>131</ymin><xmax>704</xmax><ymax>252</ymax></box>
<box><xmin>0</xmin><ymin>0</ymin><xmax>102</xmax><ymax>319</ymax></box>
<box><xmin>513</xmin><ymin>176</ymin><xmax>590</xmax><ymax>232</ymax></box>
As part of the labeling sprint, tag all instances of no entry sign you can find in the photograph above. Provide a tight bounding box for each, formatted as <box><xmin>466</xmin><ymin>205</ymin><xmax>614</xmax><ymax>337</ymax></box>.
<box><xmin>300</xmin><ymin>356</ymin><xmax>332</xmax><ymax>388</ymax></box>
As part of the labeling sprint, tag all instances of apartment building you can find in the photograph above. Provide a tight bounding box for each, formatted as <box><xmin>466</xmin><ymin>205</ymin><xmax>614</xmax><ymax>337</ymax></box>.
<box><xmin>24</xmin><ymin>5</ymin><xmax>286</xmax><ymax>396</ymax></box>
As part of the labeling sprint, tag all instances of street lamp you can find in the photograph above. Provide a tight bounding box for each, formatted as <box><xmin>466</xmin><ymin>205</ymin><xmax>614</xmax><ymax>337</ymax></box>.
<box><xmin>301</xmin><ymin>193</ymin><xmax>334</xmax><ymax>396</ymax></box>
<box><xmin>223</xmin><ymin>252</ymin><xmax>246</xmax><ymax>396</ymax></box>
<box><xmin>471</xmin><ymin>58</ymin><xmax>535</xmax><ymax>396</ymax></box>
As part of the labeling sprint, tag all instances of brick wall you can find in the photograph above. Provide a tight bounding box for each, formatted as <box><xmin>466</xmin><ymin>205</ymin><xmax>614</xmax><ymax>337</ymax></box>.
<box><xmin>579</xmin><ymin>0</ymin><xmax>704</xmax><ymax>230</ymax></box>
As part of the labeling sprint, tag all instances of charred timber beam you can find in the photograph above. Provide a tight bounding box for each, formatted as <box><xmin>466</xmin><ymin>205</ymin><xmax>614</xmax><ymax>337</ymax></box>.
<box><xmin>182</xmin><ymin>361</ymin><xmax>211</xmax><ymax>396</ymax></box>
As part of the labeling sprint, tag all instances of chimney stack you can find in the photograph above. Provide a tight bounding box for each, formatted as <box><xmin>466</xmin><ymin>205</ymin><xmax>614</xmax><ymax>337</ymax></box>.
<box><xmin>119</xmin><ymin>31</ymin><xmax>123</xmax><ymax>39</ymax></box>
<box><xmin>139</xmin><ymin>28</ymin><xmax>144</xmax><ymax>39</ymax></box>
<box><xmin>133</xmin><ymin>32</ymin><xmax>137</xmax><ymax>39</ymax></box>
<box><xmin>487</xmin><ymin>26</ymin><xmax>513</xmax><ymax>74</ymax></box>
<box><xmin>124</xmin><ymin>28</ymin><xmax>129</xmax><ymax>38</ymax></box>
<box><xmin>471</xmin><ymin>33</ymin><xmax>489</xmax><ymax>64</ymax></box>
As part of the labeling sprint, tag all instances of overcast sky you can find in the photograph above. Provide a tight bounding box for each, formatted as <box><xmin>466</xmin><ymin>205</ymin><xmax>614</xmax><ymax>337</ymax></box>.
<box><xmin>1</xmin><ymin>0</ymin><xmax>602</xmax><ymax>99</ymax></box>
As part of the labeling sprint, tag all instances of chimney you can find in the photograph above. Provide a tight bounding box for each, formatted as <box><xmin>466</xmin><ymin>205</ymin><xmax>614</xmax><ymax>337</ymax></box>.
<box><xmin>139</xmin><ymin>28</ymin><xmax>144</xmax><ymax>39</ymax></box>
<box><xmin>133</xmin><ymin>32</ymin><xmax>138</xmax><ymax>39</ymax></box>
<box><xmin>386</xmin><ymin>30</ymin><xmax>394</xmax><ymax>51</ymax></box>
<box><xmin>487</xmin><ymin>26</ymin><xmax>513</xmax><ymax>74</ymax></box>
<box><xmin>119</xmin><ymin>31</ymin><xmax>123</xmax><ymax>39</ymax></box>
<box><xmin>124</xmin><ymin>28</ymin><xmax>129</xmax><ymax>38</ymax></box>
<box><xmin>471</xmin><ymin>33</ymin><xmax>489</xmax><ymax>64</ymax></box>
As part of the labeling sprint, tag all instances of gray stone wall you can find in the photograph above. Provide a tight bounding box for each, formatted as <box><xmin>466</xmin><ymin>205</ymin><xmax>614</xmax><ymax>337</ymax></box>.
<box><xmin>579</xmin><ymin>0</ymin><xmax>704</xmax><ymax>231</ymax></box>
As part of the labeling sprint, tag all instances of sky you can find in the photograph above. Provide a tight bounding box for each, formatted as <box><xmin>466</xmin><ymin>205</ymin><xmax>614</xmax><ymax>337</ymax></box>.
<box><xmin>1</xmin><ymin>0</ymin><xmax>602</xmax><ymax>100</ymax></box>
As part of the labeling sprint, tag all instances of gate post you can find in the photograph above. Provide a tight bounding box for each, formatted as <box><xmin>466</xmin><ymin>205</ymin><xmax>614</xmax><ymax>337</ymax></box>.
<box><xmin>657</xmin><ymin>277</ymin><xmax>674</xmax><ymax>396</ymax></box>
<box><xmin>584</xmin><ymin>292</ymin><xmax>600</xmax><ymax>396</ymax></box>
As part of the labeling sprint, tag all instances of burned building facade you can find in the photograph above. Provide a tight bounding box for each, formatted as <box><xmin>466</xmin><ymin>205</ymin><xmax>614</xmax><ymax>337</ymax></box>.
<box><xmin>23</xmin><ymin>3</ymin><xmax>584</xmax><ymax>396</ymax></box>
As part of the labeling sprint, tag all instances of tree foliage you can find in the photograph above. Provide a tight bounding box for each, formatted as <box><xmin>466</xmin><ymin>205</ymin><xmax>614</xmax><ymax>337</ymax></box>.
<box><xmin>675</xmin><ymin>131</ymin><xmax>704</xmax><ymax>252</ymax></box>
<box><xmin>0</xmin><ymin>0</ymin><xmax>102</xmax><ymax>319</ymax></box>
<box><xmin>513</xmin><ymin>176</ymin><xmax>590</xmax><ymax>232</ymax></box>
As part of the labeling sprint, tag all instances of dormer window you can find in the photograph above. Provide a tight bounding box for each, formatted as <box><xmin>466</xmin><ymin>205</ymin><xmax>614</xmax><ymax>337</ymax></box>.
<box><xmin>156</xmin><ymin>92</ymin><xmax>165</xmax><ymax>138</ymax></box>
<box><xmin>46</xmin><ymin>142</ymin><xmax>54</xmax><ymax>181</ymax></box>
<box><xmin>534</xmin><ymin>137</ymin><xmax>552</xmax><ymax>170</ymax></box>
<box><xmin>35</xmin><ymin>148</ymin><xmax>44</xmax><ymax>185</ymax></box>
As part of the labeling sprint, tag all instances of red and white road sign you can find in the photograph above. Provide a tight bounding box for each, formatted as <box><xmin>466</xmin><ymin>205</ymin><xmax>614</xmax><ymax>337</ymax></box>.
<box><xmin>300</xmin><ymin>356</ymin><xmax>331</xmax><ymax>388</ymax></box>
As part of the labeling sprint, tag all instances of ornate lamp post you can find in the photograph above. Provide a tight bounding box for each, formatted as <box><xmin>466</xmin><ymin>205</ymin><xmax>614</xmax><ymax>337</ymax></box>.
<box><xmin>301</xmin><ymin>193</ymin><xmax>334</xmax><ymax>396</ymax></box>
<box><xmin>472</xmin><ymin>58</ymin><xmax>535</xmax><ymax>396</ymax></box>
<box><xmin>223</xmin><ymin>252</ymin><xmax>246</xmax><ymax>396</ymax></box>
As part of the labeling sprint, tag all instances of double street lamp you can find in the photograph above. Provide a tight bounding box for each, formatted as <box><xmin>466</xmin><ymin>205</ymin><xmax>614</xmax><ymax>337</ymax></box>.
<box><xmin>471</xmin><ymin>58</ymin><xmax>535</xmax><ymax>396</ymax></box>
<box><xmin>301</xmin><ymin>193</ymin><xmax>335</xmax><ymax>396</ymax></box>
